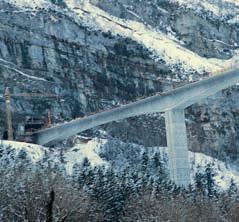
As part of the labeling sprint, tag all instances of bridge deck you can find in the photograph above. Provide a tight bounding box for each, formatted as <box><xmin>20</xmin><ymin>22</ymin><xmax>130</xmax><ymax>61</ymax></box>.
<box><xmin>33</xmin><ymin>68</ymin><xmax>239</xmax><ymax>145</ymax></box>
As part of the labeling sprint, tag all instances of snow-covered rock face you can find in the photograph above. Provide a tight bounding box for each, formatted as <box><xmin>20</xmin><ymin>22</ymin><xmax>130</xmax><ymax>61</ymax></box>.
<box><xmin>91</xmin><ymin>0</ymin><xmax>239</xmax><ymax>59</ymax></box>
<box><xmin>0</xmin><ymin>0</ymin><xmax>239</xmax><ymax>161</ymax></box>
<box><xmin>174</xmin><ymin>0</ymin><xmax>239</xmax><ymax>19</ymax></box>
<box><xmin>64</xmin><ymin>0</ymin><xmax>238</xmax><ymax>72</ymax></box>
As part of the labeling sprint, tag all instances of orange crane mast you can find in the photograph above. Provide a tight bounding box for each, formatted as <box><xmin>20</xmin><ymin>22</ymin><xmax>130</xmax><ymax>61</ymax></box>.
<box><xmin>3</xmin><ymin>87</ymin><xmax>58</xmax><ymax>141</ymax></box>
<box><xmin>4</xmin><ymin>87</ymin><xmax>13</xmax><ymax>141</ymax></box>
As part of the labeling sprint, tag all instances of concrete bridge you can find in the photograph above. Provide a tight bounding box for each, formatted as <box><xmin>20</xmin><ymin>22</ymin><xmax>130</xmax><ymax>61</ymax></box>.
<box><xmin>33</xmin><ymin>68</ymin><xmax>239</xmax><ymax>187</ymax></box>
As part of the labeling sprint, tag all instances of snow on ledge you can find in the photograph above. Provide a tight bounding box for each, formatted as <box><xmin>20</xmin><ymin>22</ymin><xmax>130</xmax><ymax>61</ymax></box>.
<box><xmin>172</xmin><ymin>0</ymin><xmax>239</xmax><ymax>17</ymax></box>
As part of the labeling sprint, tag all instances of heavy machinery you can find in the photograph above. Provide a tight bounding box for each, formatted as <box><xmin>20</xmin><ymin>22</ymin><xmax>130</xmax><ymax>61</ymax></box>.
<box><xmin>3</xmin><ymin>87</ymin><xmax>58</xmax><ymax>141</ymax></box>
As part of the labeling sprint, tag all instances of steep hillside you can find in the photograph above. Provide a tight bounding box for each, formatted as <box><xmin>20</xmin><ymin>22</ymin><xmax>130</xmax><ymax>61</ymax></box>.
<box><xmin>0</xmin><ymin>0</ymin><xmax>239</xmax><ymax>161</ymax></box>
<box><xmin>1</xmin><ymin>139</ymin><xmax>239</xmax><ymax>190</ymax></box>
<box><xmin>90</xmin><ymin>0</ymin><xmax>239</xmax><ymax>59</ymax></box>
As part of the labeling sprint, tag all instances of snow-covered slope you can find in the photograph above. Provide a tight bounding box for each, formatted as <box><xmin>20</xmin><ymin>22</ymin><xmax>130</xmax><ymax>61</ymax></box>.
<box><xmin>6</xmin><ymin>0</ymin><xmax>50</xmax><ymax>8</ymax></box>
<box><xmin>4</xmin><ymin>0</ymin><xmax>239</xmax><ymax>73</ymax></box>
<box><xmin>2</xmin><ymin>0</ymin><xmax>239</xmax><ymax>189</ymax></box>
<box><xmin>66</xmin><ymin>1</ymin><xmax>239</xmax><ymax>73</ymax></box>
<box><xmin>63</xmin><ymin>138</ymin><xmax>108</xmax><ymax>174</ymax></box>
<box><xmin>173</xmin><ymin>0</ymin><xmax>239</xmax><ymax>20</ymax></box>
<box><xmin>189</xmin><ymin>151</ymin><xmax>239</xmax><ymax>190</ymax></box>
<box><xmin>1</xmin><ymin>139</ymin><xmax>239</xmax><ymax>190</ymax></box>
<box><xmin>0</xmin><ymin>140</ymin><xmax>45</xmax><ymax>163</ymax></box>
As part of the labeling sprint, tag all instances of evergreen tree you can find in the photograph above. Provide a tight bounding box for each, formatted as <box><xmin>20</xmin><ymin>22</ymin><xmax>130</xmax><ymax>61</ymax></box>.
<box><xmin>204</xmin><ymin>163</ymin><xmax>217</xmax><ymax>197</ymax></box>
<box><xmin>140</xmin><ymin>151</ymin><xmax>149</xmax><ymax>174</ymax></box>
<box><xmin>194</xmin><ymin>164</ymin><xmax>217</xmax><ymax>197</ymax></box>
<box><xmin>91</xmin><ymin>165</ymin><xmax>105</xmax><ymax>200</ymax></box>
<box><xmin>100</xmin><ymin>168</ymin><xmax>123</xmax><ymax>221</ymax></box>
<box><xmin>50</xmin><ymin>0</ymin><xmax>66</xmax><ymax>6</ymax></box>
<box><xmin>228</xmin><ymin>179</ymin><xmax>237</xmax><ymax>197</ymax></box>
<box><xmin>14</xmin><ymin>149</ymin><xmax>32</xmax><ymax>176</ymax></box>
<box><xmin>151</xmin><ymin>152</ymin><xmax>167</xmax><ymax>181</ymax></box>
<box><xmin>119</xmin><ymin>168</ymin><xmax>135</xmax><ymax>200</ymax></box>
<box><xmin>17</xmin><ymin>149</ymin><xmax>28</xmax><ymax>160</ymax></box>
<box><xmin>72</xmin><ymin>163</ymin><xmax>81</xmax><ymax>185</ymax></box>
<box><xmin>195</xmin><ymin>167</ymin><xmax>206</xmax><ymax>194</ymax></box>
<box><xmin>79</xmin><ymin>157</ymin><xmax>94</xmax><ymax>190</ymax></box>
<box><xmin>135</xmin><ymin>151</ymin><xmax>149</xmax><ymax>192</ymax></box>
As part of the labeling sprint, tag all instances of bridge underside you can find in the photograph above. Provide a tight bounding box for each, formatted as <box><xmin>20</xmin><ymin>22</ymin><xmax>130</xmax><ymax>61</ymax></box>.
<box><xmin>32</xmin><ymin>68</ymin><xmax>239</xmax><ymax>187</ymax></box>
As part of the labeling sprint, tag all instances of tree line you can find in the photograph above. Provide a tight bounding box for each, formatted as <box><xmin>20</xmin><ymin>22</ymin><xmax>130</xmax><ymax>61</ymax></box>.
<box><xmin>0</xmin><ymin>148</ymin><xmax>238</xmax><ymax>221</ymax></box>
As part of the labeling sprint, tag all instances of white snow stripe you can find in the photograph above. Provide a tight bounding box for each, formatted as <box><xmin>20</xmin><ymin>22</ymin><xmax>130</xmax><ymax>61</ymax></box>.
<box><xmin>0</xmin><ymin>63</ymin><xmax>47</xmax><ymax>81</ymax></box>
<box><xmin>67</xmin><ymin>1</ymin><xmax>238</xmax><ymax>73</ymax></box>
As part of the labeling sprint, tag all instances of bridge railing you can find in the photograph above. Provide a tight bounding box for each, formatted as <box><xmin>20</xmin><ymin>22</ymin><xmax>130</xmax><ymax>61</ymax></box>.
<box><xmin>209</xmin><ymin>62</ymin><xmax>239</xmax><ymax>76</ymax></box>
<box><xmin>80</xmin><ymin>64</ymin><xmax>239</xmax><ymax>119</ymax></box>
<box><xmin>38</xmin><ymin>63</ymin><xmax>239</xmax><ymax>130</ymax></box>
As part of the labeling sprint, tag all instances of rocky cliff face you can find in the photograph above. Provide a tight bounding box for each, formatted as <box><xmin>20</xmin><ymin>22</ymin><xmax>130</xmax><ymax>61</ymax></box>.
<box><xmin>0</xmin><ymin>2</ymin><xmax>166</xmax><ymax>120</ymax></box>
<box><xmin>90</xmin><ymin>0</ymin><xmax>239</xmax><ymax>59</ymax></box>
<box><xmin>0</xmin><ymin>0</ymin><xmax>239</xmax><ymax>161</ymax></box>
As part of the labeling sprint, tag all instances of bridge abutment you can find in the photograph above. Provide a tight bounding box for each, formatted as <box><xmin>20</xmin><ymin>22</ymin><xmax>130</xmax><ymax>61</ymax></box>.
<box><xmin>165</xmin><ymin>108</ymin><xmax>191</xmax><ymax>187</ymax></box>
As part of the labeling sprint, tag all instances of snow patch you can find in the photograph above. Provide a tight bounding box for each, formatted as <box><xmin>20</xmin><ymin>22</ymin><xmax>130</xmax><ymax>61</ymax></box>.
<box><xmin>64</xmin><ymin>138</ymin><xmax>107</xmax><ymax>174</ymax></box>
<box><xmin>5</xmin><ymin>0</ymin><xmax>50</xmax><ymax>9</ymax></box>
<box><xmin>154</xmin><ymin>147</ymin><xmax>239</xmax><ymax>189</ymax></box>
<box><xmin>173</xmin><ymin>0</ymin><xmax>239</xmax><ymax>18</ymax></box>
<box><xmin>0</xmin><ymin>62</ymin><xmax>47</xmax><ymax>81</ymax></box>
<box><xmin>189</xmin><ymin>151</ymin><xmax>239</xmax><ymax>190</ymax></box>
<box><xmin>0</xmin><ymin>140</ymin><xmax>45</xmax><ymax>163</ymax></box>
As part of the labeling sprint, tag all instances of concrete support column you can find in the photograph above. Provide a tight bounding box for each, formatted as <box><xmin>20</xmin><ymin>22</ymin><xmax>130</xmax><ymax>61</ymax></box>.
<box><xmin>165</xmin><ymin>108</ymin><xmax>191</xmax><ymax>187</ymax></box>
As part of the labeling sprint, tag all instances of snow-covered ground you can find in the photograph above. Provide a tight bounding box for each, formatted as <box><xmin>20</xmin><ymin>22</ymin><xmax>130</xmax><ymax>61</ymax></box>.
<box><xmin>64</xmin><ymin>137</ymin><xmax>108</xmax><ymax>174</ymax></box>
<box><xmin>0</xmin><ymin>140</ymin><xmax>45</xmax><ymax>163</ymax></box>
<box><xmin>4</xmin><ymin>0</ymin><xmax>239</xmax><ymax>73</ymax></box>
<box><xmin>156</xmin><ymin>146</ymin><xmax>239</xmax><ymax>189</ymax></box>
<box><xmin>1</xmin><ymin>139</ymin><xmax>239</xmax><ymax>190</ymax></box>
<box><xmin>189</xmin><ymin>151</ymin><xmax>239</xmax><ymax>190</ymax></box>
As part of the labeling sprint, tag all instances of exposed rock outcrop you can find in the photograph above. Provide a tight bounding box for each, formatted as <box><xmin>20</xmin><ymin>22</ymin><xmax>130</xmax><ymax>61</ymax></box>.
<box><xmin>0</xmin><ymin>0</ymin><xmax>239</xmax><ymax>161</ymax></box>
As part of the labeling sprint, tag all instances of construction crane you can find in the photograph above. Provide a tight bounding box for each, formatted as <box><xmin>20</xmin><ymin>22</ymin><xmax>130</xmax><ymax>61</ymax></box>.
<box><xmin>47</xmin><ymin>109</ymin><xmax>52</xmax><ymax>128</ymax></box>
<box><xmin>3</xmin><ymin>87</ymin><xmax>58</xmax><ymax>141</ymax></box>
<box><xmin>4</xmin><ymin>87</ymin><xmax>13</xmax><ymax>141</ymax></box>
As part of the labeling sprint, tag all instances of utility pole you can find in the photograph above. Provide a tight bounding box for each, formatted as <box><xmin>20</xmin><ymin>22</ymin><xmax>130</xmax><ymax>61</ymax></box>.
<box><xmin>4</xmin><ymin>87</ymin><xmax>13</xmax><ymax>140</ymax></box>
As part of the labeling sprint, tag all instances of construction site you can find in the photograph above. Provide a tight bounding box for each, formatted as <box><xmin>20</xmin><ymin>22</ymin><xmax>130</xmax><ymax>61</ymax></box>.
<box><xmin>1</xmin><ymin>64</ymin><xmax>237</xmax><ymax>145</ymax></box>
<box><xmin>0</xmin><ymin>79</ymin><xmax>194</xmax><ymax>144</ymax></box>
<box><xmin>1</xmin><ymin>87</ymin><xmax>60</xmax><ymax>143</ymax></box>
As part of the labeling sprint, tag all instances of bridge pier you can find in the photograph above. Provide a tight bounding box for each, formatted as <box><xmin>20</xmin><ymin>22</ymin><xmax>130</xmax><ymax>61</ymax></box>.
<box><xmin>165</xmin><ymin>108</ymin><xmax>191</xmax><ymax>187</ymax></box>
